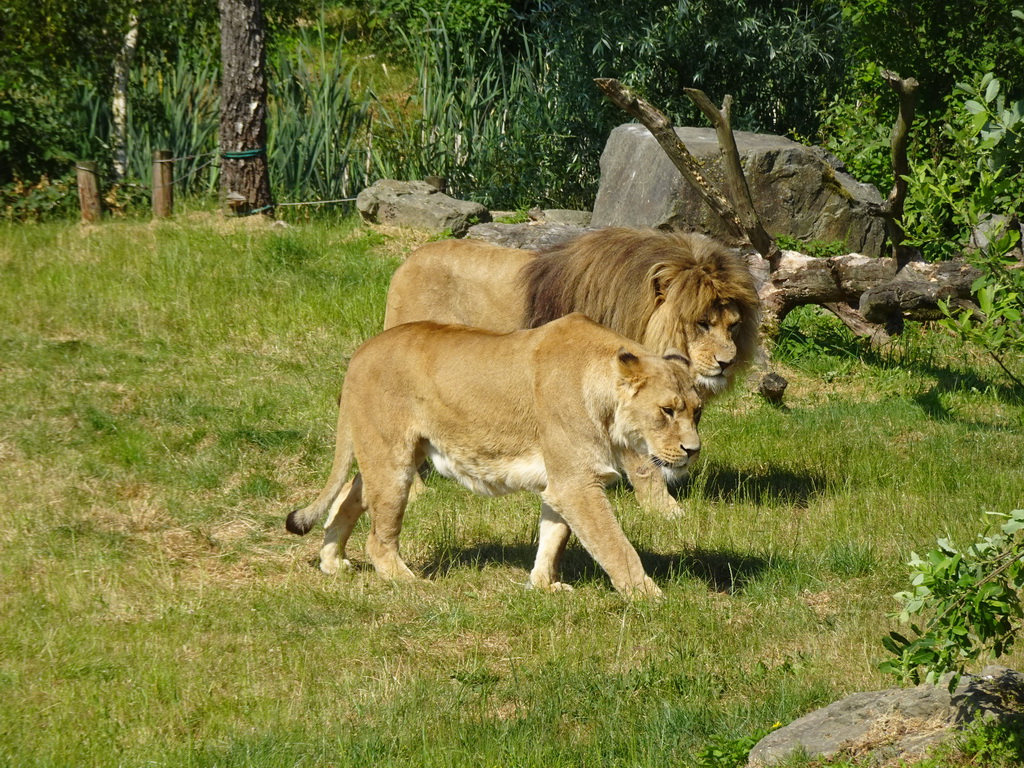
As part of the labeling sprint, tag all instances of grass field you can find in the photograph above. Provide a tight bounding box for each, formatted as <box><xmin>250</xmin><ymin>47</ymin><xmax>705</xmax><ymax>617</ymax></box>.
<box><xmin>1</xmin><ymin>215</ymin><xmax>1022</xmax><ymax>767</ymax></box>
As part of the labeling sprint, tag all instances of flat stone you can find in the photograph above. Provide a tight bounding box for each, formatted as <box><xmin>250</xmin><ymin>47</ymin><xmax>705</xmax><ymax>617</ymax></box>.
<box><xmin>466</xmin><ymin>222</ymin><xmax>590</xmax><ymax>250</ymax></box>
<box><xmin>356</xmin><ymin>179</ymin><xmax>490</xmax><ymax>237</ymax></box>
<box><xmin>747</xmin><ymin>667</ymin><xmax>1024</xmax><ymax>766</ymax></box>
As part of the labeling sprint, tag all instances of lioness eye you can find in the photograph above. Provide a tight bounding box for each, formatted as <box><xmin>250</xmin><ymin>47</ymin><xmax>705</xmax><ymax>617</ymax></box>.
<box><xmin>694</xmin><ymin>407</ymin><xmax>703</xmax><ymax>425</ymax></box>
<box><xmin>661</xmin><ymin>406</ymin><xmax>675</xmax><ymax>418</ymax></box>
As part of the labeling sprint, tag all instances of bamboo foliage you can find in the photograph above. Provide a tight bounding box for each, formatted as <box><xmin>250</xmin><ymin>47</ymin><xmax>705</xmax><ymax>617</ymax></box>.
<box><xmin>63</xmin><ymin>20</ymin><xmax>580</xmax><ymax>211</ymax></box>
<box><xmin>267</xmin><ymin>32</ymin><xmax>374</xmax><ymax>203</ymax></box>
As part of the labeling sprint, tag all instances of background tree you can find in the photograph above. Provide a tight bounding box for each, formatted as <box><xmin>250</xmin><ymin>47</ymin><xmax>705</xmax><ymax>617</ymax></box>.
<box><xmin>218</xmin><ymin>0</ymin><xmax>273</xmax><ymax>216</ymax></box>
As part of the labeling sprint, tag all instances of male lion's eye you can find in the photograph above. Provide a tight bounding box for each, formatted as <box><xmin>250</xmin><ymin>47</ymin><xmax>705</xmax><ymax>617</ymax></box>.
<box><xmin>697</xmin><ymin>321</ymin><xmax>710</xmax><ymax>332</ymax></box>
<box><xmin>661</xmin><ymin>406</ymin><xmax>675</xmax><ymax>418</ymax></box>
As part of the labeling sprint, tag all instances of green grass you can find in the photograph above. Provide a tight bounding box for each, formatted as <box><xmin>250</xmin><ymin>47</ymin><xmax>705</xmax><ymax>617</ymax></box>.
<box><xmin>1</xmin><ymin>219</ymin><xmax>1022</xmax><ymax>767</ymax></box>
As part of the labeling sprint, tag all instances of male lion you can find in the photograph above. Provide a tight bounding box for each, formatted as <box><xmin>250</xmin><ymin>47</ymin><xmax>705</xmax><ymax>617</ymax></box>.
<box><xmin>286</xmin><ymin>314</ymin><xmax>702</xmax><ymax>598</ymax></box>
<box><xmin>383</xmin><ymin>227</ymin><xmax>761</xmax><ymax>515</ymax></box>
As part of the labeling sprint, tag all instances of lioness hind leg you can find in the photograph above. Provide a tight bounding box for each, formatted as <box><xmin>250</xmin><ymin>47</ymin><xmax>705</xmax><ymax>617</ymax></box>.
<box><xmin>319</xmin><ymin>475</ymin><xmax>367</xmax><ymax>575</ymax></box>
<box><xmin>529</xmin><ymin>504</ymin><xmax>573</xmax><ymax>592</ymax></box>
<box><xmin>405</xmin><ymin>462</ymin><xmax>432</xmax><ymax>504</ymax></box>
<box><xmin>362</xmin><ymin>463</ymin><xmax>419</xmax><ymax>582</ymax></box>
<box><xmin>545</xmin><ymin>483</ymin><xmax>663</xmax><ymax>599</ymax></box>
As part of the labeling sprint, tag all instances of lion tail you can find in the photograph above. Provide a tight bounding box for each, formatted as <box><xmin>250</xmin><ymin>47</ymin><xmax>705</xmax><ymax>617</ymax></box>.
<box><xmin>285</xmin><ymin>416</ymin><xmax>355</xmax><ymax>536</ymax></box>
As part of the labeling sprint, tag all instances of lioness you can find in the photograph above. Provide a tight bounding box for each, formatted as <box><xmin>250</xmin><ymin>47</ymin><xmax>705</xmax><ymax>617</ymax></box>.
<box><xmin>383</xmin><ymin>227</ymin><xmax>760</xmax><ymax>515</ymax></box>
<box><xmin>286</xmin><ymin>314</ymin><xmax>702</xmax><ymax>597</ymax></box>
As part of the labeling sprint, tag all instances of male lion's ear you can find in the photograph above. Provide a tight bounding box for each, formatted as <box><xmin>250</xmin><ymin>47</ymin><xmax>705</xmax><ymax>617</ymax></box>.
<box><xmin>649</xmin><ymin>262</ymin><xmax>679</xmax><ymax>305</ymax></box>
<box><xmin>616</xmin><ymin>348</ymin><xmax>647</xmax><ymax>387</ymax></box>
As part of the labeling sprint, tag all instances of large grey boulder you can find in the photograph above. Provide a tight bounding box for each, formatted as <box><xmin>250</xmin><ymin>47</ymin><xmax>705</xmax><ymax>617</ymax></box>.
<box><xmin>356</xmin><ymin>179</ymin><xmax>490</xmax><ymax>237</ymax></box>
<box><xmin>591</xmin><ymin>124</ymin><xmax>887</xmax><ymax>257</ymax></box>
<box><xmin>747</xmin><ymin>666</ymin><xmax>1024</xmax><ymax>766</ymax></box>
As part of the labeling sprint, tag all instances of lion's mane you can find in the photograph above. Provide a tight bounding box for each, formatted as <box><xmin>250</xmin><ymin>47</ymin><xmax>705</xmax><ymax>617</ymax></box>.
<box><xmin>521</xmin><ymin>227</ymin><xmax>761</xmax><ymax>379</ymax></box>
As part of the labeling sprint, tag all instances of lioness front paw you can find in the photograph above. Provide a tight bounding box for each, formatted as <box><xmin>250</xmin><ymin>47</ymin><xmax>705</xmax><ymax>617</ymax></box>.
<box><xmin>632</xmin><ymin>577</ymin><xmax>664</xmax><ymax>600</ymax></box>
<box><xmin>319</xmin><ymin>557</ymin><xmax>353</xmax><ymax>576</ymax></box>
<box><xmin>526</xmin><ymin>578</ymin><xmax>575</xmax><ymax>593</ymax></box>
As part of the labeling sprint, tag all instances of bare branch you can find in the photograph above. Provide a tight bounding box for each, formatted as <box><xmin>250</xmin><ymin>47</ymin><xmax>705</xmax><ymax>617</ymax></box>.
<box><xmin>683</xmin><ymin>87</ymin><xmax>780</xmax><ymax>267</ymax></box>
<box><xmin>594</xmin><ymin>79</ymin><xmax>747</xmax><ymax>243</ymax></box>
<box><xmin>879</xmin><ymin>70</ymin><xmax>920</xmax><ymax>269</ymax></box>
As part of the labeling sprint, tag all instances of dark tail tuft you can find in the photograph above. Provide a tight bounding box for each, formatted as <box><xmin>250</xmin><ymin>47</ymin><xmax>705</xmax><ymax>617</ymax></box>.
<box><xmin>286</xmin><ymin>509</ymin><xmax>314</xmax><ymax>536</ymax></box>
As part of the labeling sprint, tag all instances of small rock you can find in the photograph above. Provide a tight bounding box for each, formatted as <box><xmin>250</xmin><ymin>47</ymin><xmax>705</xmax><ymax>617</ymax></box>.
<box><xmin>356</xmin><ymin>179</ymin><xmax>489</xmax><ymax>237</ymax></box>
<box><xmin>758</xmin><ymin>372</ymin><xmax>788</xmax><ymax>405</ymax></box>
<box><xmin>466</xmin><ymin>222</ymin><xmax>590</xmax><ymax>251</ymax></box>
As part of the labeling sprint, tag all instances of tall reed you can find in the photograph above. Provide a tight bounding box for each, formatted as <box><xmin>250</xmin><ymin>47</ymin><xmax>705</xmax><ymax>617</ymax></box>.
<box><xmin>62</xmin><ymin>18</ymin><xmax>595</xmax><ymax>213</ymax></box>
<box><xmin>371</xmin><ymin>21</ymin><xmax>589</xmax><ymax>209</ymax></box>
<box><xmin>268</xmin><ymin>30</ymin><xmax>375</xmax><ymax>205</ymax></box>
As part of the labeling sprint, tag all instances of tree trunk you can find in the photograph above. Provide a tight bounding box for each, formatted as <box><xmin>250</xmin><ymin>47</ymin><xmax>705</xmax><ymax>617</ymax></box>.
<box><xmin>218</xmin><ymin>0</ymin><xmax>273</xmax><ymax>216</ymax></box>
<box><xmin>111</xmin><ymin>12</ymin><xmax>139</xmax><ymax>182</ymax></box>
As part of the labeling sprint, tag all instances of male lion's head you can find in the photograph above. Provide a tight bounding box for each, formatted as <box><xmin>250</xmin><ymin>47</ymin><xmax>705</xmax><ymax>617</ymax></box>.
<box><xmin>612</xmin><ymin>348</ymin><xmax>702</xmax><ymax>473</ymax></box>
<box><xmin>523</xmin><ymin>228</ymin><xmax>762</xmax><ymax>400</ymax></box>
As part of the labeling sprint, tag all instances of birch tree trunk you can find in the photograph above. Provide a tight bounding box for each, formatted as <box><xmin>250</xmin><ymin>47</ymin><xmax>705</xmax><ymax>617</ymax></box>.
<box><xmin>111</xmin><ymin>12</ymin><xmax>139</xmax><ymax>181</ymax></box>
<box><xmin>218</xmin><ymin>0</ymin><xmax>273</xmax><ymax>215</ymax></box>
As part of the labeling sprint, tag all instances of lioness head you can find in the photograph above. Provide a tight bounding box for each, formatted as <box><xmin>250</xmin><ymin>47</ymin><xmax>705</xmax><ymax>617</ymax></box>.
<box><xmin>613</xmin><ymin>348</ymin><xmax>702</xmax><ymax>471</ymax></box>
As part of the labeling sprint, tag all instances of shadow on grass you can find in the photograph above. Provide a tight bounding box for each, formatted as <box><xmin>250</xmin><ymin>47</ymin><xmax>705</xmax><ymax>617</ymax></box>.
<box><xmin>421</xmin><ymin>541</ymin><xmax>768</xmax><ymax>594</ymax></box>
<box><xmin>685</xmin><ymin>464</ymin><xmax>830</xmax><ymax>508</ymax></box>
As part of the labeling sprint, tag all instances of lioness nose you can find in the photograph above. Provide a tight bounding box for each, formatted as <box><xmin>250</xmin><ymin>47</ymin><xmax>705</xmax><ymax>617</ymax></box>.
<box><xmin>683</xmin><ymin>445</ymin><xmax>700</xmax><ymax>458</ymax></box>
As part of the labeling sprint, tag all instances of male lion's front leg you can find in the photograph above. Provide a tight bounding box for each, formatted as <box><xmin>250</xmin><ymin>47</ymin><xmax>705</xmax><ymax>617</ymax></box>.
<box><xmin>623</xmin><ymin>452</ymin><xmax>683</xmax><ymax>518</ymax></box>
<box><xmin>544</xmin><ymin>481</ymin><xmax>662</xmax><ymax>599</ymax></box>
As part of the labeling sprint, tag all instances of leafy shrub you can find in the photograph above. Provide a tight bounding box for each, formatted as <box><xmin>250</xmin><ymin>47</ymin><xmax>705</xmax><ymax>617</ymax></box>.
<box><xmin>695</xmin><ymin>724</ymin><xmax>779</xmax><ymax>768</ymax></box>
<box><xmin>880</xmin><ymin>509</ymin><xmax>1024</xmax><ymax>689</ymax></box>
<box><xmin>898</xmin><ymin>73</ymin><xmax>1024</xmax><ymax>262</ymax></box>
<box><xmin>939</xmin><ymin>224</ymin><xmax>1024</xmax><ymax>388</ymax></box>
<box><xmin>0</xmin><ymin>174</ymin><xmax>78</xmax><ymax>222</ymax></box>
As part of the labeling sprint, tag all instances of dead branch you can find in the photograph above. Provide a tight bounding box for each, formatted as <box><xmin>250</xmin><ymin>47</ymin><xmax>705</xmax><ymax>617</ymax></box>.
<box><xmin>683</xmin><ymin>88</ymin><xmax>780</xmax><ymax>268</ymax></box>
<box><xmin>879</xmin><ymin>70</ymin><xmax>920</xmax><ymax>269</ymax></box>
<box><xmin>594</xmin><ymin>79</ymin><xmax>749</xmax><ymax>247</ymax></box>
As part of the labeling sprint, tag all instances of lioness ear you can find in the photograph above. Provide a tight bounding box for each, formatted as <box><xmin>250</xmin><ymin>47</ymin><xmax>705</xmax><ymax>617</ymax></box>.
<box><xmin>616</xmin><ymin>348</ymin><xmax>646</xmax><ymax>387</ymax></box>
<box><xmin>663</xmin><ymin>348</ymin><xmax>691</xmax><ymax>368</ymax></box>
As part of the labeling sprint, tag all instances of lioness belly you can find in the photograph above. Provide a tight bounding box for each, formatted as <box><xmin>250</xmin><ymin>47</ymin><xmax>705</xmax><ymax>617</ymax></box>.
<box><xmin>425</xmin><ymin>444</ymin><xmax>547</xmax><ymax>496</ymax></box>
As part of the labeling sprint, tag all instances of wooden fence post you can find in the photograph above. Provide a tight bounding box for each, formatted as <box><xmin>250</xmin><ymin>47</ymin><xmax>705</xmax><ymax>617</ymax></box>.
<box><xmin>76</xmin><ymin>161</ymin><xmax>102</xmax><ymax>223</ymax></box>
<box><xmin>152</xmin><ymin>150</ymin><xmax>174</xmax><ymax>218</ymax></box>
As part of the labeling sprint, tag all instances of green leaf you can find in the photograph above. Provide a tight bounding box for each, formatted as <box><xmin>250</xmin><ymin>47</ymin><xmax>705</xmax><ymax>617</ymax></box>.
<box><xmin>985</xmin><ymin>77</ymin><xmax>1001</xmax><ymax>104</ymax></box>
<box><xmin>964</xmin><ymin>99</ymin><xmax>986</xmax><ymax>118</ymax></box>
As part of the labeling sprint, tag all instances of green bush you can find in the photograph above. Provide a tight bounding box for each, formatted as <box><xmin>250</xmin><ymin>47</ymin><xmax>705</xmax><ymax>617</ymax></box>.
<box><xmin>880</xmin><ymin>509</ymin><xmax>1024</xmax><ymax>689</ymax></box>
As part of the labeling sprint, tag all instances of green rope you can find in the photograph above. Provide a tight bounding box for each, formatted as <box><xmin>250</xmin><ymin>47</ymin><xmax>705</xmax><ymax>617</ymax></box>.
<box><xmin>221</xmin><ymin>148</ymin><xmax>266</xmax><ymax>159</ymax></box>
<box><xmin>239</xmin><ymin>204</ymin><xmax>275</xmax><ymax>216</ymax></box>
